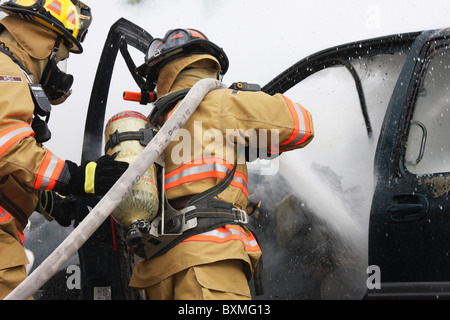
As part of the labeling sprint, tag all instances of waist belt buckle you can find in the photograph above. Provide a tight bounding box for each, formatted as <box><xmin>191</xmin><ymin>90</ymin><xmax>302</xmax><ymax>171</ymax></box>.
<box><xmin>232</xmin><ymin>208</ymin><xmax>249</xmax><ymax>224</ymax></box>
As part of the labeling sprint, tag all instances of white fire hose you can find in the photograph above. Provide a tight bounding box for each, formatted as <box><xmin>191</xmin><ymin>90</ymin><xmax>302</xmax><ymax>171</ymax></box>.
<box><xmin>4</xmin><ymin>79</ymin><xmax>226</xmax><ymax>300</ymax></box>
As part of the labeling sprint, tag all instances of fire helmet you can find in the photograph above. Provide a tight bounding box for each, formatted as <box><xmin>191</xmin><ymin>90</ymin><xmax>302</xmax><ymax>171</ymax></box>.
<box><xmin>0</xmin><ymin>0</ymin><xmax>92</xmax><ymax>53</ymax></box>
<box><xmin>136</xmin><ymin>28</ymin><xmax>229</xmax><ymax>84</ymax></box>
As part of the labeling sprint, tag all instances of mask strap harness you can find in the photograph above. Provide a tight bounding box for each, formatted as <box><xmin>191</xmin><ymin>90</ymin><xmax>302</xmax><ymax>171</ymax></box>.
<box><xmin>40</xmin><ymin>36</ymin><xmax>61</xmax><ymax>85</ymax></box>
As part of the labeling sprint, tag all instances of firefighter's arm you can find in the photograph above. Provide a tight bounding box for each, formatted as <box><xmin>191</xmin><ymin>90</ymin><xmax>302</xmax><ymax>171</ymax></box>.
<box><xmin>272</xmin><ymin>93</ymin><xmax>314</xmax><ymax>152</ymax></box>
<box><xmin>7</xmin><ymin>141</ymin><xmax>129</xmax><ymax>225</ymax></box>
<box><xmin>0</xmin><ymin>124</ymin><xmax>129</xmax><ymax>197</ymax></box>
<box><xmin>221</xmin><ymin>90</ymin><xmax>314</xmax><ymax>157</ymax></box>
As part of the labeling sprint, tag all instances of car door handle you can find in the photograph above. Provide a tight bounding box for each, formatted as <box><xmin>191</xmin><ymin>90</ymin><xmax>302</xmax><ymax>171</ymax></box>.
<box><xmin>387</xmin><ymin>203</ymin><xmax>424</xmax><ymax>213</ymax></box>
<box><xmin>387</xmin><ymin>193</ymin><xmax>429</xmax><ymax>222</ymax></box>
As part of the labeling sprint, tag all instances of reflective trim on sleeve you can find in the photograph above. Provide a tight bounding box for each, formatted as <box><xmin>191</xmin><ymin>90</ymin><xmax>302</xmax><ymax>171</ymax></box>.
<box><xmin>33</xmin><ymin>150</ymin><xmax>66</xmax><ymax>190</ymax></box>
<box><xmin>280</xmin><ymin>95</ymin><xmax>313</xmax><ymax>149</ymax></box>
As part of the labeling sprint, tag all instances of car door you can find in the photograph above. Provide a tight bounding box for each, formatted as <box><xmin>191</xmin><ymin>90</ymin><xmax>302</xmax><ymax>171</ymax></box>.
<box><xmin>249</xmin><ymin>32</ymin><xmax>418</xmax><ymax>299</ymax></box>
<box><xmin>368</xmin><ymin>28</ymin><xmax>450</xmax><ymax>299</ymax></box>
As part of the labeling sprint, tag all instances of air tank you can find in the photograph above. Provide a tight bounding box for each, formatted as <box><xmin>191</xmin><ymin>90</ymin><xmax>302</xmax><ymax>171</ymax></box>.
<box><xmin>104</xmin><ymin>110</ymin><xmax>159</xmax><ymax>227</ymax></box>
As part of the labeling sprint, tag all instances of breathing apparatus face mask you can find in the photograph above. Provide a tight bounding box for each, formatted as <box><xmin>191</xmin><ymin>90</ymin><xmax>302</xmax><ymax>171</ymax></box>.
<box><xmin>40</xmin><ymin>52</ymin><xmax>74</xmax><ymax>105</ymax></box>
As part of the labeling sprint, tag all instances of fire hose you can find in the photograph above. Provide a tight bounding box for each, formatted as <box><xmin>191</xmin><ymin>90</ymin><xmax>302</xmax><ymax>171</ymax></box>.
<box><xmin>4</xmin><ymin>78</ymin><xmax>226</xmax><ymax>300</ymax></box>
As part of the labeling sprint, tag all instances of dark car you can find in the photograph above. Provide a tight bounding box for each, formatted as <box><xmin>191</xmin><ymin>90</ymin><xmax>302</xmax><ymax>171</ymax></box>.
<box><xmin>263</xmin><ymin>26</ymin><xmax>450</xmax><ymax>299</ymax></box>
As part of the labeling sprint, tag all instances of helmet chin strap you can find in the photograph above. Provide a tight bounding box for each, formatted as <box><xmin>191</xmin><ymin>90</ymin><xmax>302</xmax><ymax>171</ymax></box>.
<box><xmin>40</xmin><ymin>36</ymin><xmax>73</xmax><ymax>105</ymax></box>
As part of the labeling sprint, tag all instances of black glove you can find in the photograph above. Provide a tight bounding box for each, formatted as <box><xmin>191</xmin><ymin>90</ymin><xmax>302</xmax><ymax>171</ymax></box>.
<box><xmin>64</xmin><ymin>153</ymin><xmax>129</xmax><ymax>196</ymax></box>
<box><xmin>39</xmin><ymin>190</ymin><xmax>76</xmax><ymax>227</ymax></box>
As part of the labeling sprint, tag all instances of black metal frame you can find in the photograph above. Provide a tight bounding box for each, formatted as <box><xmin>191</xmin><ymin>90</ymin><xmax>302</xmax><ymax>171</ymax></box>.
<box><xmin>76</xmin><ymin>18</ymin><xmax>153</xmax><ymax>300</ymax></box>
<box><xmin>262</xmin><ymin>31</ymin><xmax>421</xmax><ymax>138</ymax></box>
<box><xmin>82</xmin><ymin>18</ymin><xmax>153</xmax><ymax>162</ymax></box>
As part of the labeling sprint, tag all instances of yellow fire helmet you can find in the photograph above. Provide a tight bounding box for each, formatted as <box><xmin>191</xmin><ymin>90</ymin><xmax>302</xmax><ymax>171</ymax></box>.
<box><xmin>0</xmin><ymin>0</ymin><xmax>92</xmax><ymax>53</ymax></box>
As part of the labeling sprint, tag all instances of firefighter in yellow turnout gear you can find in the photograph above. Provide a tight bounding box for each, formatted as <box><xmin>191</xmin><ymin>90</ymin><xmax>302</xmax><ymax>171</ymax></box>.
<box><xmin>129</xmin><ymin>29</ymin><xmax>314</xmax><ymax>299</ymax></box>
<box><xmin>0</xmin><ymin>0</ymin><xmax>128</xmax><ymax>299</ymax></box>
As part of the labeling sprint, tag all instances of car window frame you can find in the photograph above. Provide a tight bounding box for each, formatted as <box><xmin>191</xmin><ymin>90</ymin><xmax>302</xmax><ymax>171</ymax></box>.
<box><xmin>400</xmin><ymin>39</ymin><xmax>450</xmax><ymax>177</ymax></box>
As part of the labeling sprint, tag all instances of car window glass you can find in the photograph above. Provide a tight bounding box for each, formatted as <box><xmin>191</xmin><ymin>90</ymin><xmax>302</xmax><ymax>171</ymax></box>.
<box><xmin>284</xmin><ymin>52</ymin><xmax>406</xmax><ymax>189</ymax></box>
<box><xmin>405</xmin><ymin>47</ymin><xmax>450</xmax><ymax>175</ymax></box>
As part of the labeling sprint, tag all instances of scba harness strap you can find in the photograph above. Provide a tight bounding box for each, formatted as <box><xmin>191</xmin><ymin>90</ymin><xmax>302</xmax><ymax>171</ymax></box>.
<box><xmin>161</xmin><ymin>157</ymin><xmax>246</xmax><ymax>236</ymax></box>
<box><xmin>148</xmin><ymin>88</ymin><xmax>190</xmax><ymax>126</ymax></box>
<box><xmin>148</xmin><ymin>81</ymin><xmax>261</xmax><ymax>126</ymax></box>
<box><xmin>131</xmin><ymin>157</ymin><xmax>244</xmax><ymax>258</ymax></box>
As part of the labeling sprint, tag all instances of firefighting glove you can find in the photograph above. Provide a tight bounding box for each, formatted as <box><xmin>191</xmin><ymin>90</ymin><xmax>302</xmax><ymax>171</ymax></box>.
<box><xmin>64</xmin><ymin>153</ymin><xmax>129</xmax><ymax>196</ymax></box>
<box><xmin>39</xmin><ymin>190</ymin><xmax>76</xmax><ymax>227</ymax></box>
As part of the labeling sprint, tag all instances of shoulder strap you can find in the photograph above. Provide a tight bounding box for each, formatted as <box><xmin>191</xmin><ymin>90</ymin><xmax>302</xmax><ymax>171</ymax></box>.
<box><xmin>148</xmin><ymin>88</ymin><xmax>190</xmax><ymax>125</ymax></box>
